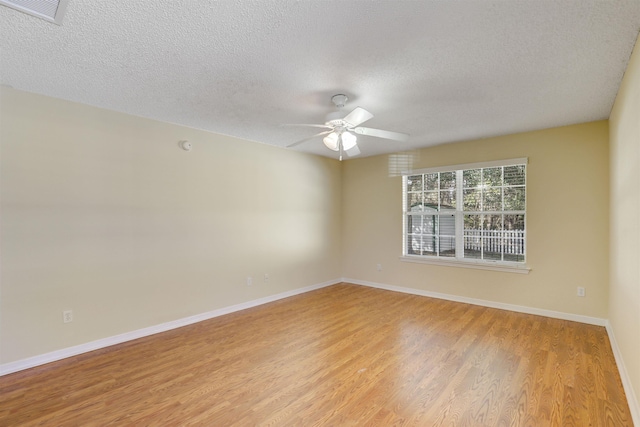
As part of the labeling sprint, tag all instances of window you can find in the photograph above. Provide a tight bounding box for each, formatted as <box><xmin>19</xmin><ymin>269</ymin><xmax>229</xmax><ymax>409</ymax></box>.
<box><xmin>403</xmin><ymin>158</ymin><xmax>527</xmax><ymax>268</ymax></box>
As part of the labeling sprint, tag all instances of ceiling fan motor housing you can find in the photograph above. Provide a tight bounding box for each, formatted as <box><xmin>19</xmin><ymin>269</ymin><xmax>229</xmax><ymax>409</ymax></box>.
<box><xmin>325</xmin><ymin>111</ymin><xmax>344</xmax><ymax>123</ymax></box>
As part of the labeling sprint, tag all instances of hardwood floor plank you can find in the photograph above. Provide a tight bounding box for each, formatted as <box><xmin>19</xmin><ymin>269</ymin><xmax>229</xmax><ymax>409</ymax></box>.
<box><xmin>0</xmin><ymin>283</ymin><xmax>633</xmax><ymax>426</ymax></box>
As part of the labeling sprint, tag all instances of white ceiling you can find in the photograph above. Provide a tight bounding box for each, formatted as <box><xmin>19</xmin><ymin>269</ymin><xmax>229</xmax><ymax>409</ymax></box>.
<box><xmin>1</xmin><ymin>1</ymin><xmax>639</xmax><ymax>159</ymax></box>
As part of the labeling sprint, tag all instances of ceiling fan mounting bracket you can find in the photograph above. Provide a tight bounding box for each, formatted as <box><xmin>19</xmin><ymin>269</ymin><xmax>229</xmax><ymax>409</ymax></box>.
<box><xmin>331</xmin><ymin>94</ymin><xmax>348</xmax><ymax>109</ymax></box>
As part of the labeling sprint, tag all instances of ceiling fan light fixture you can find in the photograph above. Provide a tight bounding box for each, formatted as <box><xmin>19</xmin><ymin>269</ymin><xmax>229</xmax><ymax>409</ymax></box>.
<box><xmin>323</xmin><ymin>132</ymin><xmax>340</xmax><ymax>151</ymax></box>
<box><xmin>341</xmin><ymin>131</ymin><xmax>357</xmax><ymax>150</ymax></box>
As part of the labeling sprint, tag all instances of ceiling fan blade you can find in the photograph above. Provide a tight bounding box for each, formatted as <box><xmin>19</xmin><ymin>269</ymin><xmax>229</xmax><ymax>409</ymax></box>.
<box><xmin>345</xmin><ymin>144</ymin><xmax>361</xmax><ymax>157</ymax></box>
<box><xmin>281</xmin><ymin>124</ymin><xmax>333</xmax><ymax>130</ymax></box>
<box><xmin>287</xmin><ymin>130</ymin><xmax>332</xmax><ymax>148</ymax></box>
<box><xmin>353</xmin><ymin>127</ymin><xmax>410</xmax><ymax>142</ymax></box>
<box><xmin>342</xmin><ymin>107</ymin><xmax>373</xmax><ymax>127</ymax></box>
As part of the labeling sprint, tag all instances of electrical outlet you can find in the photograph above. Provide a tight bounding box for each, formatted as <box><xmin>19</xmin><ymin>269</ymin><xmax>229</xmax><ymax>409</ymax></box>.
<box><xmin>577</xmin><ymin>287</ymin><xmax>586</xmax><ymax>297</ymax></box>
<box><xmin>63</xmin><ymin>310</ymin><xmax>73</xmax><ymax>323</ymax></box>
<box><xmin>264</xmin><ymin>273</ymin><xmax>269</xmax><ymax>283</ymax></box>
<box><xmin>246</xmin><ymin>276</ymin><xmax>253</xmax><ymax>287</ymax></box>
<box><xmin>376</xmin><ymin>263</ymin><xmax>382</xmax><ymax>271</ymax></box>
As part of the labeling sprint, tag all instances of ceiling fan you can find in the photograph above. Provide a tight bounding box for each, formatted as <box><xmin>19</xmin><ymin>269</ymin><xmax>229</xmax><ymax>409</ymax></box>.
<box><xmin>286</xmin><ymin>94</ymin><xmax>410</xmax><ymax>160</ymax></box>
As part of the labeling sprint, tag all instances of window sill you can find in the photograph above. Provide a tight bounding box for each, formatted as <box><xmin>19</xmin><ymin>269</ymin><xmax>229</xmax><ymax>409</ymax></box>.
<box><xmin>399</xmin><ymin>255</ymin><xmax>531</xmax><ymax>274</ymax></box>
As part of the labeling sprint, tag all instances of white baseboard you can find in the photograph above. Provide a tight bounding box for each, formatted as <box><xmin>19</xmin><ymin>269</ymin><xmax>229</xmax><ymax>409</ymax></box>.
<box><xmin>342</xmin><ymin>278</ymin><xmax>608</xmax><ymax>326</ymax></box>
<box><xmin>0</xmin><ymin>279</ymin><xmax>340</xmax><ymax>376</ymax></box>
<box><xmin>5</xmin><ymin>277</ymin><xmax>636</xmax><ymax>425</ymax></box>
<box><xmin>605</xmin><ymin>321</ymin><xmax>640</xmax><ymax>426</ymax></box>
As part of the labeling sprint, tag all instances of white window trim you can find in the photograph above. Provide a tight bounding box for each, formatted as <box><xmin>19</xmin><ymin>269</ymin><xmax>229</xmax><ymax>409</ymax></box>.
<box><xmin>402</xmin><ymin>158</ymin><xmax>529</xmax><ymax>272</ymax></box>
<box><xmin>400</xmin><ymin>255</ymin><xmax>531</xmax><ymax>274</ymax></box>
<box><xmin>403</xmin><ymin>157</ymin><xmax>528</xmax><ymax>176</ymax></box>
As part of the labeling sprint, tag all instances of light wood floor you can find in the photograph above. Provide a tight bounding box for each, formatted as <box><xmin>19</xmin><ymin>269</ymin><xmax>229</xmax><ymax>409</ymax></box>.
<box><xmin>0</xmin><ymin>283</ymin><xmax>632</xmax><ymax>426</ymax></box>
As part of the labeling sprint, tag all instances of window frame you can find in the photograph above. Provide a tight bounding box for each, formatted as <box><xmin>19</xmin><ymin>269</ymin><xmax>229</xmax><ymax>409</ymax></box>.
<box><xmin>401</xmin><ymin>158</ymin><xmax>530</xmax><ymax>274</ymax></box>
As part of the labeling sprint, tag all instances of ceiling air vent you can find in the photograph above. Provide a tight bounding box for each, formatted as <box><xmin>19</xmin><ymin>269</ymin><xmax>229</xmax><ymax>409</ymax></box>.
<box><xmin>0</xmin><ymin>0</ymin><xmax>69</xmax><ymax>25</ymax></box>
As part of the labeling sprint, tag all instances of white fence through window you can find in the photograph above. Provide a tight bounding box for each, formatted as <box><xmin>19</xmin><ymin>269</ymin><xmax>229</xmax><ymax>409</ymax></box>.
<box><xmin>463</xmin><ymin>229</ymin><xmax>525</xmax><ymax>255</ymax></box>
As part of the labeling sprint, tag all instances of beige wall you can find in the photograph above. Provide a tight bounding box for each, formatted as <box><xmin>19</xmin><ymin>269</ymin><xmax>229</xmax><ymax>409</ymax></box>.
<box><xmin>0</xmin><ymin>82</ymin><xmax>629</xmax><ymax>402</ymax></box>
<box><xmin>0</xmin><ymin>87</ymin><xmax>342</xmax><ymax>364</ymax></box>
<box><xmin>343</xmin><ymin>121</ymin><xmax>609</xmax><ymax>318</ymax></box>
<box><xmin>610</xmin><ymin>33</ymin><xmax>640</xmax><ymax>415</ymax></box>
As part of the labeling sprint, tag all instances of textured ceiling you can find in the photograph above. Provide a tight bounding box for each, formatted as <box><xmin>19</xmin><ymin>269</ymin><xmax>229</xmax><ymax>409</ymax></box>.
<box><xmin>1</xmin><ymin>1</ymin><xmax>639</xmax><ymax>159</ymax></box>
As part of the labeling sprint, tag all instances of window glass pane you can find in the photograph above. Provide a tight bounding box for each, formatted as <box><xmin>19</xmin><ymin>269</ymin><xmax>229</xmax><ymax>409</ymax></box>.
<box><xmin>422</xmin><ymin>215</ymin><xmax>436</xmax><ymax>235</ymax></box>
<box><xmin>409</xmin><ymin>235</ymin><xmax>424</xmax><ymax>255</ymax></box>
<box><xmin>464</xmin><ymin>214</ymin><xmax>482</xmax><ymax>230</ymax></box>
<box><xmin>504</xmin><ymin>214</ymin><xmax>525</xmax><ymax>262</ymax></box>
<box><xmin>484</xmin><ymin>244</ymin><xmax>503</xmax><ymax>260</ymax></box>
<box><xmin>463</xmin><ymin>189</ymin><xmax>481</xmax><ymax>211</ymax></box>
<box><xmin>420</xmin><ymin>235</ymin><xmax>438</xmax><ymax>256</ymax></box>
<box><xmin>440</xmin><ymin>171</ymin><xmax>456</xmax><ymax>190</ymax></box>
<box><xmin>482</xmin><ymin>188</ymin><xmax>502</xmax><ymax>211</ymax></box>
<box><xmin>483</xmin><ymin>167</ymin><xmax>502</xmax><ymax>187</ymax></box>
<box><xmin>424</xmin><ymin>192</ymin><xmax>438</xmax><ymax>209</ymax></box>
<box><xmin>425</xmin><ymin>173</ymin><xmax>438</xmax><ymax>191</ymax></box>
<box><xmin>483</xmin><ymin>215</ymin><xmax>503</xmax><ymax>261</ymax></box>
<box><xmin>483</xmin><ymin>214</ymin><xmax>503</xmax><ymax>231</ymax></box>
<box><xmin>504</xmin><ymin>252</ymin><xmax>525</xmax><ymax>262</ymax></box>
<box><xmin>437</xmin><ymin>214</ymin><xmax>456</xmax><ymax>237</ymax></box>
<box><xmin>504</xmin><ymin>187</ymin><xmax>525</xmax><ymax>211</ymax></box>
<box><xmin>437</xmin><ymin>213</ymin><xmax>456</xmax><ymax>257</ymax></box>
<box><xmin>504</xmin><ymin>165</ymin><xmax>525</xmax><ymax>186</ymax></box>
<box><xmin>407</xmin><ymin>192</ymin><xmax>423</xmax><ymax>212</ymax></box>
<box><xmin>439</xmin><ymin>235</ymin><xmax>456</xmax><ymax>257</ymax></box>
<box><xmin>408</xmin><ymin>215</ymin><xmax>424</xmax><ymax>235</ymax></box>
<box><xmin>463</xmin><ymin>169</ymin><xmax>481</xmax><ymax>188</ymax></box>
<box><xmin>504</xmin><ymin>214</ymin><xmax>525</xmax><ymax>231</ymax></box>
<box><xmin>464</xmin><ymin>234</ymin><xmax>482</xmax><ymax>259</ymax></box>
<box><xmin>406</xmin><ymin>175</ymin><xmax>423</xmax><ymax>192</ymax></box>
<box><xmin>463</xmin><ymin>214</ymin><xmax>482</xmax><ymax>259</ymax></box>
<box><xmin>439</xmin><ymin>190</ymin><xmax>456</xmax><ymax>210</ymax></box>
